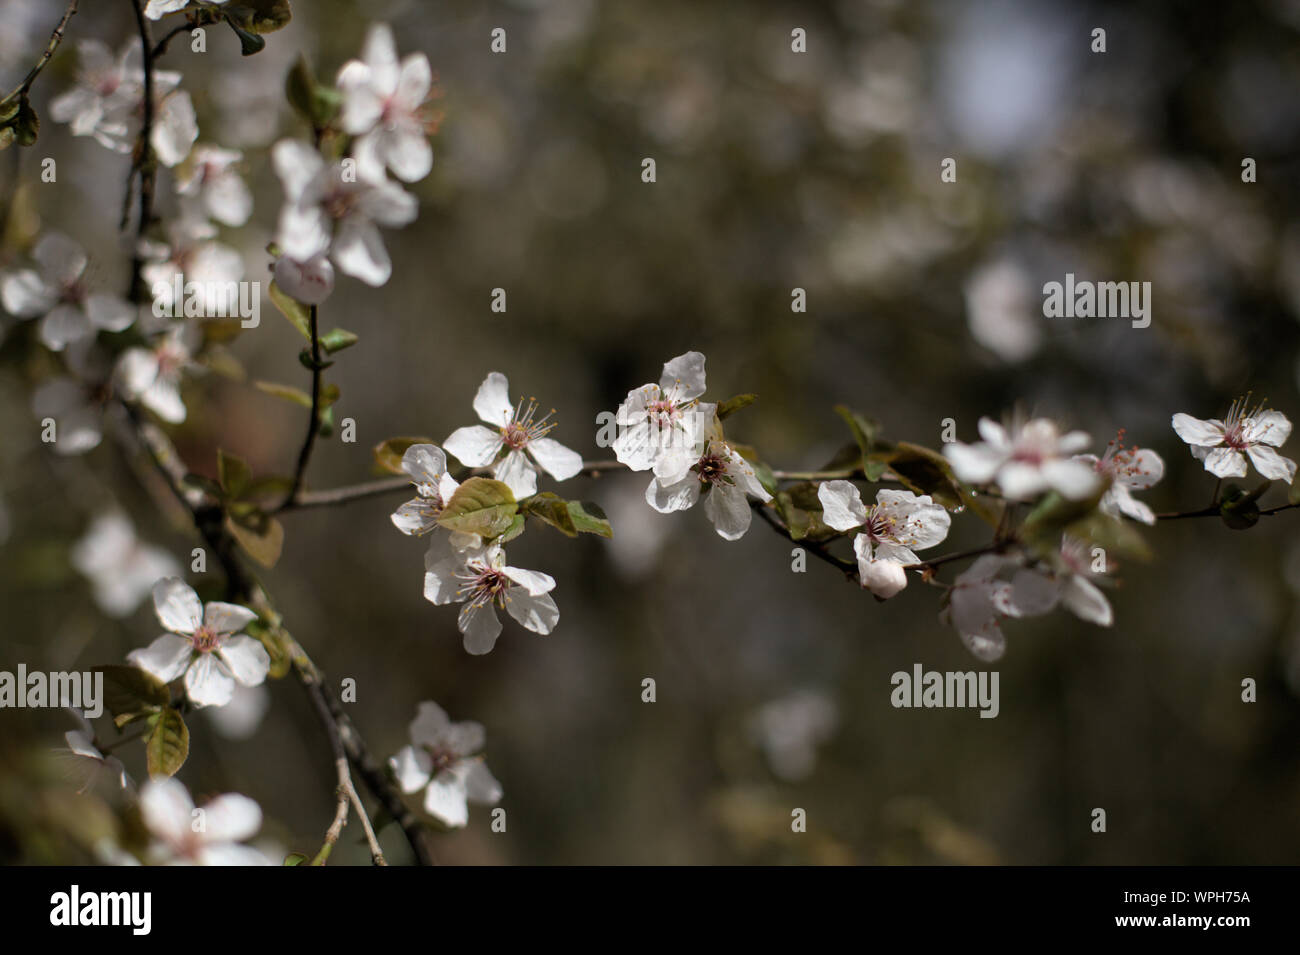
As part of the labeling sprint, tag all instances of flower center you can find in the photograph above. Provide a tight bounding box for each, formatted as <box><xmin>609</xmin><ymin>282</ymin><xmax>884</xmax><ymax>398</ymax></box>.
<box><xmin>416</xmin><ymin>481</ymin><xmax>442</xmax><ymax>507</ymax></box>
<box><xmin>322</xmin><ymin>185</ymin><xmax>358</xmax><ymax>221</ymax></box>
<box><xmin>458</xmin><ymin>564</ymin><xmax>512</xmax><ymax>609</ymax></box>
<box><xmin>695</xmin><ymin>451</ymin><xmax>728</xmax><ymax>485</ymax></box>
<box><xmin>421</xmin><ymin>744</ymin><xmax>458</xmax><ymax>775</ymax></box>
<box><xmin>500</xmin><ymin>397</ymin><xmax>557</xmax><ymax>450</ymax></box>
<box><xmin>190</xmin><ymin>625</ymin><xmax>220</xmax><ymax>653</ymax></box>
<box><xmin>865</xmin><ymin>510</ymin><xmax>897</xmax><ymax>542</ymax></box>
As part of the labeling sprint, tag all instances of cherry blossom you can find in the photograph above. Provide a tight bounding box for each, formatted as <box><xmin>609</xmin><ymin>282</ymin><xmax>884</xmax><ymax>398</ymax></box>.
<box><xmin>645</xmin><ymin>411</ymin><xmax>772</xmax><ymax>540</ymax></box>
<box><xmin>389</xmin><ymin>701</ymin><xmax>502</xmax><ymax>828</ymax></box>
<box><xmin>336</xmin><ymin>23</ymin><xmax>438</xmax><ymax>183</ymax></box>
<box><xmin>271</xmin><ymin>138</ymin><xmax>417</xmax><ymax>288</ymax></box>
<box><xmin>140</xmin><ymin>207</ymin><xmax>245</xmax><ymax>317</ymax></box>
<box><xmin>48</xmin><ymin>40</ymin><xmax>137</xmax><ymax>151</ymax></box>
<box><xmin>443</xmin><ymin>372</ymin><xmax>584</xmax><ymax>499</ymax></box>
<box><xmin>144</xmin><ymin>0</ymin><xmax>227</xmax><ymax>21</ymax></box>
<box><xmin>612</xmin><ymin>350</ymin><xmax>711</xmax><ymax>471</ymax></box>
<box><xmin>127</xmin><ymin>577</ymin><xmax>270</xmax><ymax>708</ymax></box>
<box><xmin>62</xmin><ymin>711</ymin><xmax>132</xmax><ymax>794</ymax></box>
<box><xmin>1073</xmin><ymin>432</ymin><xmax>1164</xmax><ymax>525</ymax></box>
<box><xmin>72</xmin><ymin>513</ymin><xmax>181</xmax><ymax>618</ymax></box>
<box><xmin>1172</xmin><ymin>399</ymin><xmax>1295</xmax><ymax>484</ymax></box>
<box><xmin>749</xmin><ymin>690</ymin><xmax>838</xmax><ymax>782</ymax></box>
<box><xmin>115</xmin><ymin>321</ymin><xmax>201</xmax><ymax>424</ymax></box>
<box><xmin>138</xmin><ymin>777</ymin><xmax>272</xmax><ymax>866</ymax></box>
<box><xmin>423</xmin><ymin>539</ymin><xmax>559</xmax><ymax>654</ymax></box>
<box><xmin>391</xmin><ymin>443</ymin><xmax>460</xmax><ymax>536</ymax></box>
<box><xmin>176</xmin><ymin>145</ymin><xmax>252</xmax><ymax>227</ymax></box>
<box><xmin>944</xmin><ymin>415</ymin><xmax>1100</xmax><ymax>501</ymax></box>
<box><xmin>31</xmin><ymin>374</ymin><xmax>109</xmax><ymax>456</ymax></box>
<box><xmin>1</xmin><ymin>233</ymin><xmax>133</xmax><ymax>351</ymax></box>
<box><xmin>941</xmin><ymin>554</ymin><xmax>1060</xmax><ymax>661</ymax></box>
<box><xmin>817</xmin><ymin>481</ymin><xmax>951</xmax><ymax>598</ymax></box>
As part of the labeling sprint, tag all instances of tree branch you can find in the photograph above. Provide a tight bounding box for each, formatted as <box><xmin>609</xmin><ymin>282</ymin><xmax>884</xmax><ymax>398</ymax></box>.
<box><xmin>2</xmin><ymin>0</ymin><xmax>78</xmax><ymax>103</ymax></box>
<box><xmin>277</xmin><ymin>304</ymin><xmax>322</xmax><ymax>512</ymax></box>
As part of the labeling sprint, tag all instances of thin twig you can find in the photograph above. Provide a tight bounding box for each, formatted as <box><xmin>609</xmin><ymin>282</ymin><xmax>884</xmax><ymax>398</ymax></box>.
<box><xmin>2</xmin><ymin>0</ymin><xmax>78</xmax><ymax>103</ymax></box>
<box><xmin>125</xmin><ymin>0</ymin><xmax>156</xmax><ymax>302</ymax></box>
<box><xmin>277</xmin><ymin>305</ymin><xmax>321</xmax><ymax>512</ymax></box>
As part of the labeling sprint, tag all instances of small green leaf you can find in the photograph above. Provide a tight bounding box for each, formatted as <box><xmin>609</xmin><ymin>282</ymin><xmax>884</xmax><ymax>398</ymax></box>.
<box><xmin>320</xmin><ymin>328</ymin><xmax>358</xmax><ymax>354</ymax></box>
<box><xmin>146</xmin><ymin>707</ymin><xmax>190</xmax><ymax>778</ymax></box>
<box><xmin>717</xmin><ymin>393</ymin><xmax>758</xmax><ymax>421</ymax></box>
<box><xmin>1064</xmin><ymin>511</ymin><xmax>1152</xmax><ymax>562</ymax></box>
<box><xmin>773</xmin><ymin>482</ymin><xmax>837</xmax><ymax>542</ymax></box>
<box><xmin>14</xmin><ymin>96</ymin><xmax>38</xmax><ymax>147</ymax></box>
<box><xmin>298</xmin><ymin>348</ymin><xmax>333</xmax><ymax>371</ymax></box>
<box><xmin>218</xmin><ymin>449</ymin><xmax>252</xmax><ymax>499</ymax></box>
<box><xmin>269</xmin><ymin>281</ymin><xmax>311</xmax><ymax>339</ymax></box>
<box><xmin>876</xmin><ymin>442</ymin><xmax>963</xmax><ymax>509</ymax></box>
<box><xmin>226</xmin><ymin>513</ymin><xmax>285</xmax><ymax>568</ymax></box>
<box><xmin>522</xmin><ymin>492</ymin><xmax>578</xmax><ymax>537</ymax></box>
<box><xmin>283</xmin><ymin>852</ymin><xmax>308</xmax><ymax>866</ymax></box>
<box><xmin>437</xmin><ymin>477</ymin><xmax>518</xmax><ymax>539</ymax></box>
<box><xmin>567</xmin><ymin>500</ymin><xmax>613</xmax><ymax>538</ymax></box>
<box><xmin>227</xmin><ymin>18</ymin><xmax>267</xmax><ymax>55</ymax></box>
<box><xmin>285</xmin><ymin>54</ymin><xmax>316</xmax><ymax>120</ymax></box>
<box><xmin>373</xmin><ymin>436</ymin><xmax>436</xmax><ymax>475</ymax></box>
<box><xmin>834</xmin><ymin>406</ymin><xmax>878</xmax><ymax>461</ymax></box>
<box><xmin>498</xmin><ymin>512</ymin><xmax>526</xmax><ymax>543</ymax></box>
<box><xmin>255</xmin><ymin>380</ymin><xmax>312</xmax><ymax>408</ymax></box>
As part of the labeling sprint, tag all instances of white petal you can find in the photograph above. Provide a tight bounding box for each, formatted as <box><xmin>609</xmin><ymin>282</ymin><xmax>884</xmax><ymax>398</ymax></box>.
<box><xmin>1040</xmin><ymin>459</ymin><xmax>1102</xmax><ymax>500</ymax></box>
<box><xmin>1171</xmin><ymin>413</ymin><xmax>1225</xmax><ymax>447</ymax></box>
<box><xmin>407</xmin><ymin>701</ymin><xmax>451</xmax><ymax>746</ymax></box>
<box><xmin>504</xmin><ymin>589</ymin><xmax>559</xmax><ymax>634</ymax></box>
<box><xmin>34</xmin><ymin>233</ymin><xmax>87</xmax><ymax>285</ymax></box>
<box><xmin>196</xmin><ymin>844</ymin><xmax>274</xmax><ymax>866</ymax></box>
<box><xmin>646</xmin><ymin>474</ymin><xmax>700</xmax><ymax>513</ymax></box>
<box><xmin>861</xmin><ymin>559</ymin><xmax>908</xmax><ymax>599</ymax></box>
<box><xmin>472</xmin><ymin>372</ymin><xmax>514</xmax><ymax>427</ymax></box>
<box><xmin>273</xmin><ymin>254</ymin><xmax>334</xmax><ymax>305</ymax></box>
<box><xmin>85</xmin><ymin>294</ymin><xmax>135</xmax><ymax>332</ymax></box>
<box><xmin>528</xmin><ymin>437</ymin><xmax>583</xmax><ymax>481</ymax></box>
<box><xmin>127</xmin><ymin>633</ymin><xmax>193</xmax><ymax>683</ymax></box>
<box><xmin>39</xmin><ymin>304</ymin><xmax>92</xmax><ymax>350</ymax></box>
<box><xmin>1244</xmin><ymin>410</ymin><xmax>1292</xmax><ymax>448</ymax></box>
<box><xmin>501</xmin><ymin>564</ymin><xmax>555</xmax><ymax>596</ymax></box>
<box><xmin>204</xmin><ymin>601</ymin><xmax>257</xmax><ymax>635</ymax></box>
<box><xmin>659</xmin><ymin>350</ymin><xmax>707</xmax><ymax>400</ymax></box>
<box><xmin>1</xmin><ymin>268</ymin><xmax>56</xmax><ymax>316</ymax></box>
<box><xmin>1246</xmin><ymin>444</ymin><xmax>1297</xmax><ymax>483</ymax></box>
<box><xmin>1203</xmin><ymin>447</ymin><xmax>1248</xmax><ymax>478</ymax></box>
<box><xmin>702</xmin><ymin>484</ymin><xmax>753</xmax><ymax>540</ymax></box>
<box><xmin>152</xmin><ymin>92</ymin><xmax>197</xmax><ymax>167</ymax></box>
<box><xmin>443</xmin><ymin>424</ymin><xmax>502</xmax><ymax>469</ymax></box>
<box><xmin>1006</xmin><ymin>570</ymin><xmax>1061</xmax><ymax>617</ymax></box>
<box><xmin>494</xmin><ymin>450</ymin><xmax>538</xmax><ymax>498</ymax></box>
<box><xmin>185</xmin><ymin>654</ymin><xmax>236</xmax><ymax>708</ymax></box>
<box><xmin>392</xmin><ymin>499</ymin><xmax>440</xmax><ymax>536</ymax></box>
<box><xmin>140</xmin><ymin>777</ymin><xmax>194</xmax><ymax>843</ymax></box>
<box><xmin>422</xmin><ymin>773</ymin><xmax>470</xmax><ymax>828</ymax></box>
<box><xmin>153</xmin><ymin>577</ymin><xmax>202</xmax><ymax>633</ymax></box>
<box><xmin>996</xmin><ymin>462</ymin><xmax>1049</xmax><ymax>500</ymax></box>
<box><xmin>944</xmin><ymin>441</ymin><xmax>1005</xmax><ymax>483</ymax></box>
<box><xmin>817</xmin><ymin>480</ymin><xmax>867</xmax><ymax>531</ymax></box>
<box><xmin>402</xmin><ymin>443</ymin><xmax>447</xmax><ymax>485</ymax></box>
<box><xmin>459</xmin><ymin>603</ymin><xmax>503</xmax><ymax>655</ymax></box>
<box><xmin>216</xmin><ymin>635</ymin><xmax>270</xmax><ymax>687</ymax></box>
<box><xmin>461</xmin><ymin>760</ymin><xmax>503</xmax><ymax>804</ymax></box>
<box><xmin>199</xmin><ymin>793</ymin><xmax>262</xmax><ymax>844</ymax></box>
<box><xmin>1061</xmin><ymin>576</ymin><xmax>1113</xmax><ymax>626</ymax></box>
<box><xmin>382</xmin><ymin>128</ymin><xmax>433</xmax><ymax>183</ymax></box>
<box><xmin>389</xmin><ymin>745</ymin><xmax>433</xmax><ymax>793</ymax></box>
<box><xmin>337</xmin><ymin>63</ymin><xmax>384</xmax><ymax>134</ymax></box>
<box><xmin>271</xmin><ymin>139</ymin><xmax>324</xmax><ymax>202</ymax></box>
<box><xmin>332</xmin><ymin>218</ymin><xmax>392</xmax><ymax>286</ymax></box>
<box><xmin>396</xmin><ymin>53</ymin><xmax>433</xmax><ymax>109</ymax></box>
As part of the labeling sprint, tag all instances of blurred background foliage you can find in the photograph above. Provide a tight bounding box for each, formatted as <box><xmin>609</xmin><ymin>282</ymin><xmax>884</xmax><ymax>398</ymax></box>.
<box><xmin>2</xmin><ymin>0</ymin><xmax>1299</xmax><ymax>864</ymax></box>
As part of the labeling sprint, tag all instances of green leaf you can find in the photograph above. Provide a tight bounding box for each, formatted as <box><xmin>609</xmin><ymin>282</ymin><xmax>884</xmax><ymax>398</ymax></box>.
<box><xmin>373</xmin><ymin>436</ymin><xmax>435</xmax><ymax>475</ymax></box>
<box><xmin>319</xmin><ymin>383</ymin><xmax>340</xmax><ymax>409</ymax></box>
<box><xmin>875</xmin><ymin>442</ymin><xmax>963</xmax><ymax>509</ymax></box>
<box><xmin>14</xmin><ymin>96</ymin><xmax>38</xmax><ymax>147</ymax></box>
<box><xmin>320</xmin><ymin>328</ymin><xmax>358</xmax><ymax>354</ymax></box>
<box><xmin>437</xmin><ymin>477</ymin><xmax>518</xmax><ymax>539</ymax></box>
<box><xmin>285</xmin><ymin>54</ymin><xmax>316</xmax><ymax>121</ymax></box>
<box><xmin>95</xmin><ymin>665</ymin><xmax>171</xmax><ymax>724</ymax></box>
<box><xmin>0</xmin><ymin>125</ymin><xmax>14</xmax><ymax>151</ymax></box>
<box><xmin>1289</xmin><ymin>480</ymin><xmax>1300</xmax><ymax>506</ymax></box>
<box><xmin>833</xmin><ymin>405</ymin><xmax>878</xmax><ymax>467</ymax></box>
<box><xmin>717</xmin><ymin>393</ymin><xmax>758</xmax><ymax>421</ymax></box>
<box><xmin>567</xmin><ymin>500</ymin><xmax>613</xmax><ymax>538</ymax></box>
<box><xmin>244</xmin><ymin>475</ymin><xmax>294</xmax><ymax>502</ymax></box>
<box><xmin>217</xmin><ymin>449</ymin><xmax>251</xmax><ymax>499</ymax></box>
<box><xmin>227</xmin><ymin>0</ymin><xmax>293</xmax><ymax>34</ymax></box>
<box><xmin>146</xmin><ymin>707</ymin><xmax>190</xmax><ymax>778</ymax></box>
<box><xmin>269</xmin><ymin>281</ymin><xmax>311</xmax><ymax>339</ymax></box>
<box><xmin>255</xmin><ymin>380</ymin><xmax>311</xmax><ymax>408</ymax></box>
<box><xmin>226</xmin><ymin>513</ymin><xmax>285</xmax><ymax>568</ymax></box>
<box><xmin>298</xmin><ymin>348</ymin><xmax>333</xmax><ymax>372</ymax></box>
<box><xmin>498</xmin><ymin>512</ymin><xmax>526</xmax><ymax>543</ymax></box>
<box><xmin>522</xmin><ymin>492</ymin><xmax>578</xmax><ymax>537</ymax></box>
<box><xmin>227</xmin><ymin>18</ymin><xmax>267</xmax><ymax>55</ymax></box>
<box><xmin>246</xmin><ymin>619</ymin><xmax>292</xmax><ymax>679</ymax></box>
<box><xmin>283</xmin><ymin>852</ymin><xmax>308</xmax><ymax>866</ymax></box>
<box><xmin>1064</xmin><ymin>511</ymin><xmax>1152</xmax><ymax>562</ymax></box>
<box><xmin>772</xmin><ymin>482</ymin><xmax>837</xmax><ymax>542</ymax></box>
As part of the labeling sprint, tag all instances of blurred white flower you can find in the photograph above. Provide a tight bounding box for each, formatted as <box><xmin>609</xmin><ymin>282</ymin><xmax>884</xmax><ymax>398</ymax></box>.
<box><xmin>31</xmin><ymin>375</ymin><xmax>107</xmax><ymax>455</ymax></box>
<box><xmin>423</xmin><ymin>539</ymin><xmax>559</xmax><ymax>655</ymax></box>
<box><xmin>144</xmin><ymin>0</ymin><xmax>227</xmax><ymax>21</ymax></box>
<box><xmin>444</xmin><ymin>372</ymin><xmax>583</xmax><ymax>499</ymax></box>
<box><xmin>337</xmin><ymin>23</ymin><xmax>438</xmax><ymax>183</ymax></box>
<box><xmin>271</xmin><ymin>138</ymin><xmax>417</xmax><ymax>288</ymax></box>
<box><xmin>1</xmin><ymin>233</ymin><xmax>133</xmax><ymax>350</ymax></box>
<box><xmin>127</xmin><ymin>577</ymin><xmax>269</xmax><ymax>708</ymax></box>
<box><xmin>944</xmin><ymin>415</ymin><xmax>1099</xmax><ymax>501</ymax></box>
<box><xmin>389</xmin><ymin>701</ymin><xmax>502</xmax><ymax>828</ymax></box>
<box><xmin>140</xmin><ymin>207</ymin><xmax>244</xmax><ymax>317</ymax></box>
<box><xmin>391</xmin><ymin>444</ymin><xmax>460</xmax><ymax>536</ymax></box>
<box><xmin>646</xmin><ymin>411</ymin><xmax>771</xmax><ymax>540</ymax></box>
<box><xmin>115</xmin><ymin>320</ymin><xmax>200</xmax><ymax>424</ymax></box>
<box><xmin>205</xmin><ymin>683</ymin><xmax>271</xmax><ymax>741</ymax></box>
<box><xmin>964</xmin><ymin>258</ymin><xmax>1041</xmax><ymax>362</ymax></box>
<box><xmin>272</xmin><ymin>252</ymin><xmax>335</xmax><ymax>305</ymax></box>
<box><xmin>72</xmin><ymin>512</ymin><xmax>181</xmax><ymax>617</ymax></box>
<box><xmin>749</xmin><ymin>690</ymin><xmax>838</xmax><ymax>782</ymax></box>
<box><xmin>817</xmin><ymin>482</ymin><xmax>951</xmax><ymax>598</ymax></box>
<box><xmin>62</xmin><ymin>710</ymin><xmax>132</xmax><ymax>793</ymax></box>
<box><xmin>176</xmin><ymin>145</ymin><xmax>252</xmax><ymax>227</ymax></box>
<box><xmin>1074</xmin><ymin>433</ymin><xmax>1164</xmax><ymax>525</ymax></box>
<box><xmin>1172</xmin><ymin>399</ymin><xmax>1295</xmax><ymax>484</ymax></box>
<box><xmin>941</xmin><ymin>554</ymin><xmax>1059</xmax><ymax>661</ymax></box>
<box><xmin>139</xmin><ymin>777</ymin><xmax>272</xmax><ymax>865</ymax></box>
<box><xmin>612</xmin><ymin>350</ymin><xmax>708</xmax><ymax>471</ymax></box>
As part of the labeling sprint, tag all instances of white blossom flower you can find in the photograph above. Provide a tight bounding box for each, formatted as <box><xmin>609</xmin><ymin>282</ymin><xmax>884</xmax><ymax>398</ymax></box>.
<box><xmin>140</xmin><ymin>208</ymin><xmax>244</xmax><ymax>317</ymax></box>
<box><xmin>1</xmin><ymin>233</ymin><xmax>134</xmax><ymax>350</ymax></box>
<box><xmin>271</xmin><ymin>138</ymin><xmax>417</xmax><ymax>288</ymax></box>
<box><xmin>1036</xmin><ymin>536</ymin><xmax>1114</xmax><ymax>627</ymax></box>
<box><xmin>612</xmin><ymin>350</ymin><xmax>709</xmax><ymax>471</ymax></box>
<box><xmin>176</xmin><ymin>144</ymin><xmax>252</xmax><ymax>226</ymax></box>
<box><xmin>749</xmin><ymin>690</ymin><xmax>838</xmax><ymax>782</ymax></box>
<box><xmin>388</xmin><ymin>701</ymin><xmax>502</xmax><ymax>828</ymax></box>
<box><xmin>31</xmin><ymin>375</ymin><xmax>108</xmax><ymax>455</ymax></box>
<box><xmin>144</xmin><ymin>0</ymin><xmax>227</xmax><ymax>21</ymax></box>
<box><xmin>115</xmin><ymin>321</ymin><xmax>200</xmax><ymax>424</ymax></box>
<box><xmin>444</xmin><ymin>372</ymin><xmax>584</xmax><ymax>499</ymax></box>
<box><xmin>944</xmin><ymin>415</ymin><xmax>1100</xmax><ymax>501</ymax></box>
<box><xmin>941</xmin><ymin>554</ymin><xmax>1060</xmax><ymax>661</ymax></box>
<box><xmin>1073</xmin><ymin>432</ymin><xmax>1164</xmax><ymax>525</ymax></box>
<box><xmin>205</xmin><ymin>684</ymin><xmax>271</xmax><ymax>741</ymax></box>
<box><xmin>1172</xmin><ymin>398</ymin><xmax>1296</xmax><ymax>484</ymax></box>
<box><xmin>391</xmin><ymin>444</ymin><xmax>461</xmax><ymax>536</ymax></box>
<box><xmin>336</xmin><ymin>23</ymin><xmax>438</xmax><ymax>183</ymax></box>
<box><xmin>138</xmin><ymin>777</ymin><xmax>272</xmax><ymax>866</ymax></box>
<box><xmin>62</xmin><ymin>710</ymin><xmax>132</xmax><ymax>793</ymax></box>
<box><xmin>645</xmin><ymin>412</ymin><xmax>772</xmax><ymax>540</ymax></box>
<box><xmin>817</xmin><ymin>481</ymin><xmax>951</xmax><ymax>598</ymax></box>
<box><xmin>423</xmin><ymin>539</ymin><xmax>559</xmax><ymax>654</ymax></box>
<box><xmin>48</xmin><ymin>40</ymin><xmax>137</xmax><ymax>150</ymax></box>
<box><xmin>272</xmin><ymin>252</ymin><xmax>335</xmax><ymax>305</ymax></box>
<box><xmin>72</xmin><ymin>513</ymin><xmax>181</xmax><ymax>617</ymax></box>
<box><xmin>127</xmin><ymin>577</ymin><xmax>270</xmax><ymax>708</ymax></box>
